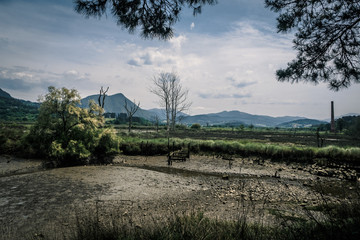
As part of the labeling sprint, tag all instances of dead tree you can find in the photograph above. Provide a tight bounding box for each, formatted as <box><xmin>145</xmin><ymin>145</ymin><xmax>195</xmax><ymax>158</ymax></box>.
<box><xmin>98</xmin><ymin>86</ymin><xmax>109</xmax><ymax>109</ymax></box>
<box><xmin>152</xmin><ymin>115</ymin><xmax>160</xmax><ymax>132</ymax></box>
<box><xmin>150</xmin><ymin>72</ymin><xmax>191</xmax><ymax>132</ymax></box>
<box><xmin>124</xmin><ymin>99</ymin><xmax>140</xmax><ymax>133</ymax></box>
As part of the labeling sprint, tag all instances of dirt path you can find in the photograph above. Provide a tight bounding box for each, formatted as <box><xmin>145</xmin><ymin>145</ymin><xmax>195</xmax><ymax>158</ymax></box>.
<box><xmin>0</xmin><ymin>155</ymin><xmax>358</xmax><ymax>239</ymax></box>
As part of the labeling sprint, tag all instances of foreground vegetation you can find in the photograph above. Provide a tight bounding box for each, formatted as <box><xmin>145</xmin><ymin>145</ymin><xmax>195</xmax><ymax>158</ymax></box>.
<box><xmin>27</xmin><ymin>196</ymin><xmax>360</xmax><ymax>240</ymax></box>
<box><xmin>1</xmin><ymin>123</ymin><xmax>360</xmax><ymax>168</ymax></box>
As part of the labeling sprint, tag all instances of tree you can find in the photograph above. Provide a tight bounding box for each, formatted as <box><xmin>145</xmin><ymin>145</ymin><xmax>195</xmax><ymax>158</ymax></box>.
<box><xmin>124</xmin><ymin>99</ymin><xmax>140</xmax><ymax>132</ymax></box>
<box><xmin>152</xmin><ymin>114</ymin><xmax>160</xmax><ymax>132</ymax></box>
<box><xmin>150</xmin><ymin>72</ymin><xmax>191</xmax><ymax>132</ymax></box>
<box><xmin>98</xmin><ymin>86</ymin><xmax>109</xmax><ymax>109</ymax></box>
<box><xmin>26</xmin><ymin>86</ymin><xmax>118</xmax><ymax>166</ymax></box>
<box><xmin>74</xmin><ymin>0</ymin><xmax>217</xmax><ymax>40</ymax></box>
<box><xmin>265</xmin><ymin>0</ymin><xmax>360</xmax><ymax>90</ymax></box>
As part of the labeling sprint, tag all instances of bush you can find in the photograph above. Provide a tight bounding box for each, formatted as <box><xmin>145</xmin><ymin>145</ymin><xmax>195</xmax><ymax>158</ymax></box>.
<box><xmin>95</xmin><ymin>131</ymin><xmax>120</xmax><ymax>156</ymax></box>
<box><xmin>24</xmin><ymin>87</ymin><xmax>120</xmax><ymax>166</ymax></box>
<box><xmin>190</xmin><ymin>123</ymin><xmax>201</xmax><ymax>129</ymax></box>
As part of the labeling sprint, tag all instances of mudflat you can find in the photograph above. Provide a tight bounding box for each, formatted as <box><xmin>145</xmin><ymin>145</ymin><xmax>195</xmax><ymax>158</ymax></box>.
<box><xmin>0</xmin><ymin>155</ymin><xmax>358</xmax><ymax>239</ymax></box>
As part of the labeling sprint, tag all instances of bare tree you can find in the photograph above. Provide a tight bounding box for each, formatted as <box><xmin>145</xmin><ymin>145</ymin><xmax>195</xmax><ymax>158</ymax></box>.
<box><xmin>124</xmin><ymin>99</ymin><xmax>140</xmax><ymax>133</ymax></box>
<box><xmin>98</xmin><ymin>86</ymin><xmax>109</xmax><ymax>109</ymax></box>
<box><xmin>151</xmin><ymin>72</ymin><xmax>171</xmax><ymax>132</ymax></box>
<box><xmin>152</xmin><ymin>115</ymin><xmax>160</xmax><ymax>133</ymax></box>
<box><xmin>169</xmin><ymin>74</ymin><xmax>191</xmax><ymax>131</ymax></box>
<box><xmin>150</xmin><ymin>72</ymin><xmax>191</xmax><ymax>132</ymax></box>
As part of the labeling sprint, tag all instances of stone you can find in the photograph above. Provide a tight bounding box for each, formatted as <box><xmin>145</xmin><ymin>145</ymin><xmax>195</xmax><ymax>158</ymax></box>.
<box><xmin>222</xmin><ymin>174</ymin><xmax>229</xmax><ymax>180</ymax></box>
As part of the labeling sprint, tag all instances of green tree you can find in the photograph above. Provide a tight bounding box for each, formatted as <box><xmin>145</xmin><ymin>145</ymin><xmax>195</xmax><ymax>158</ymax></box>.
<box><xmin>265</xmin><ymin>0</ymin><xmax>360</xmax><ymax>90</ymax></box>
<box><xmin>74</xmin><ymin>0</ymin><xmax>217</xmax><ymax>40</ymax></box>
<box><xmin>347</xmin><ymin>116</ymin><xmax>360</xmax><ymax>137</ymax></box>
<box><xmin>26</xmin><ymin>86</ymin><xmax>117</xmax><ymax>166</ymax></box>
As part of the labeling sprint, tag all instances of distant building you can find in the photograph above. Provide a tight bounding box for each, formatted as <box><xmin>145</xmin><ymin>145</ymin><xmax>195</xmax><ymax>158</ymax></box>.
<box><xmin>331</xmin><ymin>101</ymin><xmax>336</xmax><ymax>132</ymax></box>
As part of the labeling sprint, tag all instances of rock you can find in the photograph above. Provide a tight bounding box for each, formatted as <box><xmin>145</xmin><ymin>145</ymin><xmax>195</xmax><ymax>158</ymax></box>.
<box><xmin>314</xmin><ymin>169</ymin><xmax>328</xmax><ymax>177</ymax></box>
<box><xmin>222</xmin><ymin>174</ymin><xmax>229</xmax><ymax>180</ymax></box>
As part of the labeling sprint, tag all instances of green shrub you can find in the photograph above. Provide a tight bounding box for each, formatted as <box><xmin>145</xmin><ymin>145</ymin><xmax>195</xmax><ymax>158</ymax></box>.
<box><xmin>93</xmin><ymin>131</ymin><xmax>120</xmax><ymax>161</ymax></box>
<box><xmin>23</xmin><ymin>87</ymin><xmax>121</xmax><ymax>166</ymax></box>
<box><xmin>190</xmin><ymin>123</ymin><xmax>201</xmax><ymax>129</ymax></box>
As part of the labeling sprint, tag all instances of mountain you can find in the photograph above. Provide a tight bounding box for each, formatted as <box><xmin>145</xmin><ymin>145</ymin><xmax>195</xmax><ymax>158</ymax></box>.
<box><xmin>323</xmin><ymin>113</ymin><xmax>360</xmax><ymax>122</ymax></box>
<box><xmin>147</xmin><ymin>108</ymin><xmax>189</xmax><ymax>121</ymax></box>
<box><xmin>0</xmin><ymin>88</ymin><xmax>39</xmax><ymax>121</ymax></box>
<box><xmin>80</xmin><ymin>93</ymin><xmax>155</xmax><ymax>120</ymax></box>
<box><xmin>277</xmin><ymin>119</ymin><xmax>328</xmax><ymax>128</ymax></box>
<box><xmin>181</xmin><ymin>110</ymin><xmax>304</xmax><ymax>127</ymax></box>
<box><xmin>0</xmin><ymin>88</ymin><xmax>12</xmax><ymax>98</ymax></box>
<box><xmin>147</xmin><ymin>108</ymin><xmax>166</xmax><ymax>120</ymax></box>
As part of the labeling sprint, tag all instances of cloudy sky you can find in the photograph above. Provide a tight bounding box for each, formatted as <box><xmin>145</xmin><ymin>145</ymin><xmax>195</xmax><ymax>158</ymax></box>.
<box><xmin>1</xmin><ymin>0</ymin><xmax>359</xmax><ymax>119</ymax></box>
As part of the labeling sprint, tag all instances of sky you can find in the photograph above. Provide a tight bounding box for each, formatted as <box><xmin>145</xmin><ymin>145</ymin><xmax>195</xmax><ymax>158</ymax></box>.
<box><xmin>0</xmin><ymin>0</ymin><xmax>359</xmax><ymax>120</ymax></box>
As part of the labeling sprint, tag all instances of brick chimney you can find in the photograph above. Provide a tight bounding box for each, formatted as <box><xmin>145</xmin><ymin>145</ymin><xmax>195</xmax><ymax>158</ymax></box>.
<box><xmin>330</xmin><ymin>101</ymin><xmax>335</xmax><ymax>132</ymax></box>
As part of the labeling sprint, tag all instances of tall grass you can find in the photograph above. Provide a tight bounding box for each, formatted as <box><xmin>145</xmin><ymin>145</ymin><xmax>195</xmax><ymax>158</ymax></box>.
<box><xmin>119</xmin><ymin>137</ymin><xmax>360</xmax><ymax>165</ymax></box>
<box><xmin>29</xmin><ymin>198</ymin><xmax>360</xmax><ymax>240</ymax></box>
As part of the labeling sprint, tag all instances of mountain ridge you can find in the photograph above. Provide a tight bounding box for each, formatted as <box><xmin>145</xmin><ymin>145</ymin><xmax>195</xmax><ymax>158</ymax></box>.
<box><xmin>181</xmin><ymin>110</ymin><xmax>305</xmax><ymax>127</ymax></box>
<box><xmin>0</xmin><ymin>88</ymin><xmax>12</xmax><ymax>98</ymax></box>
<box><xmin>80</xmin><ymin>93</ymin><xmax>156</xmax><ymax>120</ymax></box>
<box><xmin>1</xmin><ymin>88</ymin><xmax>357</xmax><ymax>127</ymax></box>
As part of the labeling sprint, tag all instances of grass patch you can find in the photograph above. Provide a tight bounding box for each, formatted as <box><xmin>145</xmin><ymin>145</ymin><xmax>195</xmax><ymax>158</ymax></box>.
<box><xmin>119</xmin><ymin>137</ymin><xmax>360</xmax><ymax>165</ymax></box>
<box><xmin>27</xmin><ymin>199</ymin><xmax>360</xmax><ymax>240</ymax></box>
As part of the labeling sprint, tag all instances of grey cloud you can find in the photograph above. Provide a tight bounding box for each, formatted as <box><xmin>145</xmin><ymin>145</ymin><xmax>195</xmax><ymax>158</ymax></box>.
<box><xmin>233</xmin><ymin>82</ymin><xmax>257</xmax><ymax>88</ymax></box>
<box><xmin>0</xmin><ymin>77</ymin><xmax>35</xmax><ymax>90</ymax></box>
<box><xmin>127</xmin><ymin>59</ymin><xmax>141</xmax><ymax>67</ymax></box>
<box><xmin>0</xmin><ymin>37</ymin><xmax>10</xmax><ymax>48</ymax></box>
<box><xmin>226</xmin><ymin>76</ymin><xmax>257</xmax><ymax>88</ymax></box>
<box><xmin>199</xmin><ymin>92</ymin><xmax>251</xmax><ymax>99</ymax></box>
<box><xmin>141</xmin><ymin>53</ymin><xmax>153</xmax><ymax>65</ymax></box>
<box><xmin>0</xmin><ymin>66</ymin><xmax>90</xmax><ymax>91</ymax></box>
<box><xmin>233</xmin><ymin>93</ymin><xmax>252</xmax><ymax>98</ymax></box>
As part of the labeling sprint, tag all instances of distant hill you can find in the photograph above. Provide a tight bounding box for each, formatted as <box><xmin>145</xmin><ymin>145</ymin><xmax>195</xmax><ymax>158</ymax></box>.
<box><xmin>147</xmin><ymin>108</ymin><xmax>189</xmax><ymax>121</ymax></box>
<box><xmin>80</xmin><ymin>93</ymin><xmax>155</xmax><ymax>120</ymax></box>
<box><xmin>277</xmin><ymin>119</ymin><xmax>328</xmax><ymax>128</ymax></box>
<box><xmin>147</xmin><ymin>108</ymin><xmax>166</xmax><ymax>120</ymax></box>
<box><xmin>0</xmin><ymin>88</ymin><xmax>12</xmax><ymax>98</ymax></box>
<box><xmin>0</xmin><ymin>88</ymin><xmax>39</xmax><ymax>121</ymax></box>
<box><xmin>323</xmin><ymin>113</ymin><xmax>360</xmax><ymax>122</ymax></box>
<box><xmin>181</xmin><ymin>110</ymin><xmax>304</xmax><ymax>127</ymax></box>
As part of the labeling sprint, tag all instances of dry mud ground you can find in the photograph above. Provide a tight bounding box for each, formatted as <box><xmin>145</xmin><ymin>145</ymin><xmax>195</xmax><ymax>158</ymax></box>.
<box><xmin>0</xmin><ymin>154</ymin><xmax>359</xmax><ymax>239</ymax></box>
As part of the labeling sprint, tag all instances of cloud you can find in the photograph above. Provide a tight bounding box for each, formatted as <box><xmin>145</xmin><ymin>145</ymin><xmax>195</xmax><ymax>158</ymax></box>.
<box><xmin>126</xmin><ymin>47</ymin><xmax>178</xmax><ymax>67</ymax></box>
<box><xmin>0</xmin><ymin>37</ymin><xmax>10</xmax><ymax>49</ymax></box>
<box><xmin>62</xmin><ymin>70</ymin><xmax>90</xmax><ymax>82</ymax></box>
<box><xmin>199</xmin><ymin>92</ymin><xmax>251</xmax><ymax>99</ymax></box>
<box><xmin>127</xmin><ymin>59</ymin><xmax>141</xmax><ymax>67</ymax></box>
<box><xmin>169</xmin><ymin>35</ymin><xmax>187</xmax><ymax>50</ymax></box>
<box><xmin>226</xmin><ymin>76</ymin><xmax>257</xmax><ymax>88</ymax></box>
<box><xmin>0</xmin><ymin>66</ymin><xmax>90</xmax><ymax>91</ymax></box>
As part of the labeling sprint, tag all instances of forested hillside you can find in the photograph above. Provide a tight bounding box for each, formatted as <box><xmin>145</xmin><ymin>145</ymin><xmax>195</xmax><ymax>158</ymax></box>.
<box><xmin>0</xmin><ymin>89</ymin><xmax>39</xmax><ymax>121</ymax></box>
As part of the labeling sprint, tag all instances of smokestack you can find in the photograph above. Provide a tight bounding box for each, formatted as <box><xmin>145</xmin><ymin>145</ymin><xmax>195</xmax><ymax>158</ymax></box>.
<box><xmin>331</xmin><ymin>101</ymin><xmax>335</xmax><ymax>132</ymax></box>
